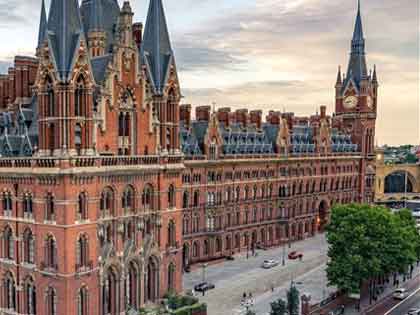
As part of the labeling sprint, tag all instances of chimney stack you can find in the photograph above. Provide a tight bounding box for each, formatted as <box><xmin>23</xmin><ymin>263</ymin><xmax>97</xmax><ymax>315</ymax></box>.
<box><xmin>133</xmin><ymin>22</ymin><xmax>143</xmax><ymax>49</ymax></box>
<box><xmin>180</xmin><ymin>104</ymin><xmax>191</xmax><ymax>128</ymax></box>
<box><xmin>250</xmin><ymin>110</ymin><xmax>262</xmax><ymax>129</ymax></box>
<box><xmin>196</xmin><ymin>106</ymin><xmax>211</xmax><ymax>121</ymax></box>
<box><xmin>217</xmin><ymin>107</ymin><xmax>231</xmax><ymax>127</ymax></box>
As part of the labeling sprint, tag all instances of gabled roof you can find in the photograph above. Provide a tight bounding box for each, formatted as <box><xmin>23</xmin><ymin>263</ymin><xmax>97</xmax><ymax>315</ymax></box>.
<box><xmin>37</xmin><ymin>0</ymin><xmax>47</xmax><ymax>50</ymax></box>
<box><xmin>141</xmin><ymin>0</ymin><xmax>175</xmax><ymax>95</ymax></box>
<box><xmin>47</xmin><ymin>0</ymin><xmax>85</xmax><ymax>81</ymax></box>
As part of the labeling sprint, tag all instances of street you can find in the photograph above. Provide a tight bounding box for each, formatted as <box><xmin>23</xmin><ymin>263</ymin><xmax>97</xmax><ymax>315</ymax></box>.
<box><xmin>387</xmin><ymin>290</ymin><xmax>420</xmax><ymax>315</ymax></box>
<box><xmin>183</xmin><ymin>233</ymin><xmax>335</xmax><ymax>315</ymax></box>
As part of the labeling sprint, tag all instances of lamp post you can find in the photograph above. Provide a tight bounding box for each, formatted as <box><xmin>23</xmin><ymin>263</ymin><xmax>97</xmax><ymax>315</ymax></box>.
<box><xmin>201</xmin><ymin>263</ymin><xmax>208</xmax><ymax>283</ymax></box>
<box><xmin>282</xmin><ymin>242</ymin><xmax>286</xmax><ymax>266</ymax></box>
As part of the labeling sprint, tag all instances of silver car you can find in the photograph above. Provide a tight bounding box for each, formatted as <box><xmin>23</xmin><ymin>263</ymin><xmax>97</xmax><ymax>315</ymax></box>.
<box><xmin>262</xmin><ymin>259</ymin><xmax>279</xmax><ymax>269</ymax></box>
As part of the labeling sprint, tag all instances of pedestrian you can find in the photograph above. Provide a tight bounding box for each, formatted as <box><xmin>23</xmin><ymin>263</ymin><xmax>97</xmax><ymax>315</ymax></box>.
<box><xmin>341</xmin><ymin>304</ymin><xmax>345</xmax><ymax>314</ymax></box>
<box><xmin>271</xmin><ymin>284</ymin><xmax>274</xmax><ymax>292</ymax></box>
<box><xmin>202</xmin><ymin>289</ymin><xmax>205</xmax><ymax>297</ymax></box>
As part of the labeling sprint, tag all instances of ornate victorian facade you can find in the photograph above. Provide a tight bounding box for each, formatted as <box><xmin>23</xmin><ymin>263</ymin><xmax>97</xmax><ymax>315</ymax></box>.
<box><xmin>0</xmin><ymin>0</ymin><xmax>376</xmax><ymax>314</ymax></box>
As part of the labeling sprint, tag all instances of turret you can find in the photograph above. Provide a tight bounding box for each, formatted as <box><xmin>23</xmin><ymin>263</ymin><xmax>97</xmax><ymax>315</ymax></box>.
<box><xmin>80</xmin><ymin>0</ymin><xmax>107</xmax><ymax>57</ymax></box>
<box><xmin>119</xmin><ymin>1</ymin><xmax>134</xmax><ymax>47</ymax></box>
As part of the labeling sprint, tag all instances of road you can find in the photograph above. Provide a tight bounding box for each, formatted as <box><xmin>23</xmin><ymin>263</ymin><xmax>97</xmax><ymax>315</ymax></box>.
<box><xmin>183</xmin><ymin>233</ymin><xmax>334</xmax><ymax>315</ymax></box>
<box><xmin>387</xmin><ymin>290</ymin><xmax>420</xmax><ymax>315</ymax></box>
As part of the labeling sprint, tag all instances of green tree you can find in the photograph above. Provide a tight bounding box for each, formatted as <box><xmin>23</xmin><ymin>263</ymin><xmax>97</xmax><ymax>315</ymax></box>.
<box><xmin>245</xmin><ymin>310</ymin><xmax>256</xmax><ymax>315</ymax></box>
<box><xmin>287</xmin><ymin>285</ymin><xmax>299</xmax><ymax>315</ymax></box>
<box><xmin>270</xmin><ymin>298</ymin><xmax>286</xmax><ymax>315</ymax></box>
<box><xmin>326</xmin><ymin>204</ymin><xmax>419</xmax><ymax>296</ymax></box>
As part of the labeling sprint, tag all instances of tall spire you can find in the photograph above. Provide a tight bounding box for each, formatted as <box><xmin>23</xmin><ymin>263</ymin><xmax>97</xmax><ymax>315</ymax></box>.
<box><xmin>142</xmin><ymin>0</ymin><xmax>175</xmax><ymax>95</ymax></box>
<box><xmin>336</xmin><ymin>66</ymin><xmax>342</xmax><ymax>85</ymax></box>
<box><xmin>37</xmin><ymin>0</ymin><xmax>47</xmax><ymax>50</ymax></box>
<box><xmin>47</xmin><ymin>0</ymin><xmax>85</xmax><ymax>81</ymax></box>
<box><xmin>345</xmin><ymin>0</ymin><xmax>367</xmax><ymax>87</ymax></box>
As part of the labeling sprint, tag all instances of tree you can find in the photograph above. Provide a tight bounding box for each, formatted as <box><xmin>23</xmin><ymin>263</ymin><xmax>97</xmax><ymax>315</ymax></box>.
<box><xmin>245</xmin><ymin>309</ymin><xmax>256</xmax><ymax>315</ymax></box>
<box><xmin>270</xmin><ymin>298</ymin><xmax>286</xmax><ymax>315</ymax></box>
<box><xmin>326</xmin><ymin>204</ymin><xmax>419</xmax><ymax>297</ymax></box>
<box><xmin>287</xmin><ymin>285</ymin><xmax>299</xmax><ymax>315</ymax></box>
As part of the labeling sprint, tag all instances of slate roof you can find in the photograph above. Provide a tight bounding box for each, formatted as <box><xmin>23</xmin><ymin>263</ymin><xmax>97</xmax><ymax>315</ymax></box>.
<box><xmin>80</xmin><ymin>0</ymin><xmax>121</xmax><ymax>54</ymax></box>
<box><xmin>141</xmin><ymin>0</ymin><xmax>174</xmax><ymax>95</ymax></box>
<box><xmin>91</xmin><ymin>54</ymin><xmax>113</xmax><ymax>84</ymax></box>
<box><xmin>0</xmin><ymin>97</ymin><xmax>38</xmax><ymax>157</ymax></box>
<box><xmin>47</xmin><ymin>0</ymin><xmax>85</xmax><ymax>82</ymax></box>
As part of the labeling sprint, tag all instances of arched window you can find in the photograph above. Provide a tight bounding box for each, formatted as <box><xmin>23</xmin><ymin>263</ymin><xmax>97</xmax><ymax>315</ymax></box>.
<box><xmin>23</xmin><ymin>228</ymin><xmax>35</xmax><ymax>264</ymax></box>
<box><xmin>45</xmin><ymin>235</ymin><xmax>57</xmax><ymax>270</ymax></box>
<box><xmin>23</xmin><ymin>193</ymin><xmax>33</xmax><ymax>218</ymax></box>
<box><xmin>100</xmin><ymin>187</ymin><xmax>114</xmax><ymax>217</ymax></box>
<box><xmin>193</xmin><ymin>190</ymin><xmax>199</xmax><ymax>207</ymax></box>
<box><xmin>3</xmin><ymin>226</ymin><xmax>14</xmax><ymax>260</ymax></box>
<box><xmin>46</xmin><ymin>287</ymin><xmax>57</xmax><ymax>315</ymax></box>
<box><xmin>122</xmin><ymin>186</ymin><xmax>135</xmax><ymax>213</ymax></box>
<box><xmin>192</xmin><ymin>241</ymin><xmax>199</xmax><ymax>258</ymax></box>
<box><xmin>182</xmin><ymin>216</ymin><xmax>189</xmax><ymax>235</ymax></box>
<box><xmin>2</xmin><ymin>191</ymin><xmax>12</xmax><ymax>216</ymax></box>
<box><xmin>167</xmin><ymin>263</ymin><xmax>176</xmax><ymax>291</ymax></box>
<box><xmin>203</xmin><ymin>240</ymin><xmax>209</xmax><ymax>256</ymax></box>
<box><xmin>75</xmin><ymin>123</ymin><xmax>82</xmax><ymax>155</ymax></box>
<box><xmin>192</xmin><ymin>214</ymin><xmax>199</xmax><ymax>233</ymax></box>
<box><xmin>167</xmin><ymin>220</ymin><xmax>176</xmax><ymax>248</ymax></box>
<box><xmin>216</xmin><ymin>237</ymin><xmax>222</xmax><ymax>253</ymax></box>
<box><xmin>78</xmin><ymin>192</ymin><xmax>88</xmax><ymax>221</ymax></box>
<box><xmin>142</xmin><ymin>185</ymin><xmax>154</xmax><ymax>210</ymax></box>
<box><xmin>45</xmin><ymin>193</ymin><xmax>55</xmax><ymax>221</ymax></box>
<box><xmin>182</xmin><ymin>191</ymin><xmax>189</xmax><ymax>209</ymax></box>
<box><xmin>103</xmin><ymin>269</ymin><xmax>118</xmax><ymax>315</ymax></box>
<box><xmin>3</xmin><ymin>272</ymin><xmax>16</xmax><ymax>311</ymax></box>
<box><xmin>76</xmin><ymin>234</ymin><xmax>89</xmax><ymax>270</ymax></box>
<box><xmin>75</xmin><ymin>76</ymin><xmax>85</xmax><ymax>117</ymax></box>
<box><xmin>126</xmin><ymin>262</ymin><xmax>139</xmax><ymax>310</ymax></box>
<box><xmin>168</xmin><ymin>185</ymin><xmax>175</xmax><ymax>208</ymax></box>
<box><xmin>77</xmin><ymin>286</ymin><xmax>88</xmax><ymax>315</ymax></box>
<box><xmin>24</xmin><ymin>278</ymin><xmax>36</xmax><ymax>315</ymax></box>
<box><xmin>46</xmin><ymin>76</ymin><xmax>55</xmax><ymax>117</ymax></box>
<box><xmin>235</xmin><ymin>234</ymin><xmax>240</xmax><ymax>248</ymax></box>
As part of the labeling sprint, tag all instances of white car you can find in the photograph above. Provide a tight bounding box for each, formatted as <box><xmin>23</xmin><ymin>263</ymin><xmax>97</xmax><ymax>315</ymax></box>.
<box><xmin>261</xmin><ymin>259</ymin><xmax>279</xmax><ymax>269</ymax></box>
<box><xmin>393</xmin><ymin>288</ymin><xmax>409</xmax><ymax>300</ymax></box>
<box><xmin>408</xmin><ymin>308</ymin><xmax>420</xmax><ymax>315</ymax></box>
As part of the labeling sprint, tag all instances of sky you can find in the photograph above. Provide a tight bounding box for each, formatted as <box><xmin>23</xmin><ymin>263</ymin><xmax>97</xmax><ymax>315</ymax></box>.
<box><xmin>0</xmin><ymin>0</ymin><xmax>418</xmax><ymax>145</ymax></box>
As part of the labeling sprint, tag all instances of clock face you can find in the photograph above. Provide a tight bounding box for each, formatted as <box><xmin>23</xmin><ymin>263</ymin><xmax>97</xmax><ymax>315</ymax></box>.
<box><xmin>343</xmin><ymin>96</ymin><xmax>358</xmax><ymax>109</ymax></box>
<box><xmin>367</xmin><ymin>96</ymin><xmax>373</xmax><ymax>108</ymax></box>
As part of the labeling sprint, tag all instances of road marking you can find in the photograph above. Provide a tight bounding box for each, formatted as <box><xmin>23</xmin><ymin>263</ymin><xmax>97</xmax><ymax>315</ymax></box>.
<box><xmin>383</xmin><ymin>286</ymin><xmax>420</xmax><ymax>315</ymax></box>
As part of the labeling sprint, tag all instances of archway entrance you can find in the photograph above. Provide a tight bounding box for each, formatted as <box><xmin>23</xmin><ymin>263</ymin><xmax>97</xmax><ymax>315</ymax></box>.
<box><xmin>385</xmin><ymin>171</ymin><xmax>415</xmax><ymax>193</ymax></box>
<box><xmin>318</xmin><ymin>200</ymin><xmax>329</xmax><ymax>231</ymax></box>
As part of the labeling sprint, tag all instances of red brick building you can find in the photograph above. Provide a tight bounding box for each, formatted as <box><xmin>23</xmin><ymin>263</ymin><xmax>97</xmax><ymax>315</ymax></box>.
<box><xmin>0</xmin><ymin>0</ymin><xmax>377</xmax><ymax>314</ymax></box>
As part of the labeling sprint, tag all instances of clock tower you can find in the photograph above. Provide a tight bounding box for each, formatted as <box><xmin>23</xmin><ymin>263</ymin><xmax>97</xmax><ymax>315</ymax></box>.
<box><xmin>335</xmin><ymin>0</ymin><xmax>378</xmax><ymax>203</ymax></box>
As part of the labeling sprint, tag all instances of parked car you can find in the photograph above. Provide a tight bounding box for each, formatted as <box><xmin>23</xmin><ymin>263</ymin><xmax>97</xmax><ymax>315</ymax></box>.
<box><xmin>261</xmin><ymin>259</ymin><xmax>279</xmax><ymax>269</ymax></box>
<box><xmin>256</xmin><ymin>242</ymin><xmax>267</xmax><ymax>250</ymax></box>
<box><xmin>393</xmin><ymin>288</ymin><xmax>408</xmax><ymax>300</ymax></box>
<box><xmin>288</xmin><ymin>251</ymin><xmax>303</xmax><ymax>260</ymax></box>
<box><xmin>194</xmin><ymin>282</ymin><xmax>215</xmax><ymax>292</ymax></box>
<box><xmin>408</xmin><ymin>308</ymin><xmax>420</xmax><ymax>315</ymax></box>
<box><xmin>226</xmin><ymin>255</ymin><xmax>235</xmax><ymax>261</ymax></box>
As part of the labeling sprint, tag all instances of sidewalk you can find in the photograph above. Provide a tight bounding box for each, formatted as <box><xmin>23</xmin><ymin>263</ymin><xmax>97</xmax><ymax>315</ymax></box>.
<box><xmin>313</xmin><ymin>264</ymin><xmax>420</xmax><ymax>315</ymax></box>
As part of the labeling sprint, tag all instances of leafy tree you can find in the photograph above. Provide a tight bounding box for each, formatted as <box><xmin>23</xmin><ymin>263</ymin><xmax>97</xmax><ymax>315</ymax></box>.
<box><xmin>326</xmin><ymin>204</ymin><xmax>419</xmax><ymax>296</ymax></box>
<box><xmin>245</xmin><ymin>310</ymin><xmax>256</xmax><ymax>315</ymax></box>
<box><xmin>270</xmin><ymin>298</ymin><xmax>287</xmax><ymax>315</ymax></box>
<box><xmin>287</xmin><ymin>285</ymin><xmax>299</xmax><ymax>315</ymax></box>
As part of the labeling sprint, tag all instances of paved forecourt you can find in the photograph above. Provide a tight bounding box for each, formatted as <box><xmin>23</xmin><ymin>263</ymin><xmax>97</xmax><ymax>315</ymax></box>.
<box><xmin>183</xmin><ymin>233</ymin><xmax>331</xmax><ymax>315</ymax></box>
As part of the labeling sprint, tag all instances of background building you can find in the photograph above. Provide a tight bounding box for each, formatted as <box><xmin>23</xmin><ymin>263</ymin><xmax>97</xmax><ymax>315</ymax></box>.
<box><xmin>0</xmin><ymin>0</ymin><xmax>376</xmax><ymax>314</ymax></box>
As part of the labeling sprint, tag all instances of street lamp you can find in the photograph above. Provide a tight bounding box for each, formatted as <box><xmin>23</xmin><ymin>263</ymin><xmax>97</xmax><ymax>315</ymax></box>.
<box><xmin>201</xmin><ymin>263</ymin><xmax>208</xmax><ymax>283</ymax></box>
<box><xmin>282</xmin><ymin>242</ymin><xmax>286</xmax><ymax>266</ymax></box>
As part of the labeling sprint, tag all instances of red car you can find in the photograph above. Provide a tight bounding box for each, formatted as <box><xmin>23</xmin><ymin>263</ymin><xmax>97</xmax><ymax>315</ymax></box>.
<box><xmin>288</xmin><ymin>251</ymin><xmax>303</xmax><ymax>260</ymax></box>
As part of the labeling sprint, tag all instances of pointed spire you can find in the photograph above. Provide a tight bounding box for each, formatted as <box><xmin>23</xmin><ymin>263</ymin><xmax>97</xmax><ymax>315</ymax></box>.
<box><xmin>142</xmin><ymin>0</ymin><xmax>175</xmax><ymax>95</ymax></box>
<box><xmin>336</xmin><ymin>66</ymin><xmax>342</xmax><ymax>85</ymax></box>
<box><xmin>37</xmin><ymin>0</ymin><xmax>47</xmax><ymax>50</ymax></box>
<box><xmin>372</xmin><ymin>64</ymin><xmax>378</xmax><ymax>82</ymax></box>
<box><xmin>47</xmin><ymin>0</ymin><xmax>85</xmax><ymax>81</ymax></box>
<box><xmin>90</xmin><ymin>0</ymin><xmax>104</xmax><ymax>32</ymax></box>
<box><xmin>345</xmin><ymin>0</ymin><xmax>368</xmax><ymax>88</ymax></box>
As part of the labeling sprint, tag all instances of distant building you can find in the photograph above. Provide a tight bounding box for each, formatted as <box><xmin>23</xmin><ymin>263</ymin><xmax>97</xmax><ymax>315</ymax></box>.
<box><xmin>0</xmin><ymin>0</ymin><xmax>377</xmax><ymax>314</ymax></box>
